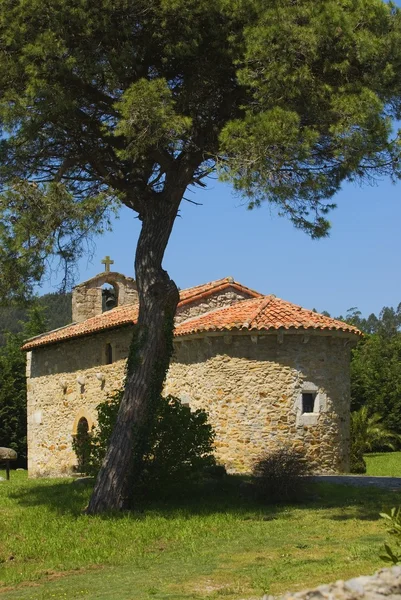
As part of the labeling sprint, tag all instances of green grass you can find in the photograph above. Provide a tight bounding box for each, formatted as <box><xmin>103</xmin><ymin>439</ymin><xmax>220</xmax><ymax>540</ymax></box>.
<box><xmin>0</xmin><ymin>470</ymin><xmax>399</xmax><ymax>600</ymax></box>
<box><xmin>365</xmin><ymin>452</ymin><xmax>401</xmax><ymax>476</ymax></box>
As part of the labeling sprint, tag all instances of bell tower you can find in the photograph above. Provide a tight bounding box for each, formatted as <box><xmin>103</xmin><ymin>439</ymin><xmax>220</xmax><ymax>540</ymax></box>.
<box><xmin>71</xmin><ymin>258</ymin><xmax>138</xmax><ymax>323</ymax></box>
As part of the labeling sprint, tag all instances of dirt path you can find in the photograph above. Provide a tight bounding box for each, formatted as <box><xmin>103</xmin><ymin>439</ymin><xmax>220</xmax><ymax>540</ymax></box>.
<box><xmin>311</xmin><ymin>475</ymin><xmax>401</xmax><ymax>491</ymax></box>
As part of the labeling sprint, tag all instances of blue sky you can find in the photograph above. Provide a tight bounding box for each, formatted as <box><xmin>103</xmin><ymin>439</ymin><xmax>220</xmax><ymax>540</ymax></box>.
<box><xmin>40</xmin><ymin>174</ymin><xmax>401</xmax><ymax>319</ymax></box>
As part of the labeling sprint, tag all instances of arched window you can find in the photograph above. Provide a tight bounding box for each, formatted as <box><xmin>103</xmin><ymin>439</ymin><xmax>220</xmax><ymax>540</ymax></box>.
<box><xmin>101</xmin><ymin>283</ymin><xmax>118</xmax><ymax>312</ymax></box>
<box><xmin>77</xmin><ymin>416</ymin><xmax>89</xmax><ymax>435</ymax></box>
<box><xmin>105</xmin><ymin>343</ymin><xmax>113</xmax><ymax>364</ymax></box>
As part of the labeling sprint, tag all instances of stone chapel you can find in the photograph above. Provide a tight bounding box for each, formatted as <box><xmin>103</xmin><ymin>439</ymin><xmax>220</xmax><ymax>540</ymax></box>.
<box><xmin>23</xmin><ymin>264</ymin><xmax>361</xmax><ymax>477</ymax></box>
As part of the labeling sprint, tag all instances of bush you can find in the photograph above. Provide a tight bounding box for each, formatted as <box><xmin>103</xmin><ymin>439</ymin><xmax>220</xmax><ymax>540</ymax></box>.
<box><xmin>380</xmin><ymin>507</ymin><xmax>401</xmax><ymax>565</ymax></box>
<box><xmin>349</xmin><ymin>446</ymin><xmax>367</xmax><ymax>474</ymax></box>
<box><xmin>81</xmin><ymin>391</ymin><xmax>216</xmax><ymax>492</ymax></box>
<box><xmin>252</xmin><ymin>446</ymin><xmax>312</xmax><ymax>503</ymax></box>
<box><xmin>72</xmin><ymin>417</ymin><xmax>92</xmax><ymax>474</ymax></box>
<box><xmin>349</xmin><ymin>406</ymin><xmax>401</xmax><ymax>473</ymax></box>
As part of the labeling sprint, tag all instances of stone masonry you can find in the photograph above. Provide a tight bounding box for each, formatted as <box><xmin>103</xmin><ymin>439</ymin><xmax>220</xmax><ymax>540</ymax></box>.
<box><xmin>72</xmin><ymin>272</ymin><xmax>138</xmax><ymax>323</ymax></box>
<box><xmin>24</xmin><ymin>273</ymin><xmax>359</xmax><ymax>478</ymax></box>
<box><xmin>268</xmin><ymin>567</ymin><xmax>401</xmax><ymax>600</ymax></box>
<box><xmin>165</xmin><ymin>332</ymin><xmax>351</xmax><ymax>473</ymax></box>
<box><xmin>26</xmin><ymin>328</ymin><xmax>131</xmax><ymax>476</ymax></box>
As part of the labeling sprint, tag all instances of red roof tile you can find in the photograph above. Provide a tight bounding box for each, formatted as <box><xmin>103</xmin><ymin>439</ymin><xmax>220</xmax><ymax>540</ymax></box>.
<box><xmin>22</xmin><ymin>281</ymin><xmax>361</xmax><ymax>351</ymax></box>
<box><xmin>22</xmin><ymin>304</ymin><xmax>139</xmax><ymax>350</ymax></box>
<box><xmin>22</xmin><ymin>278</ymin><xmax>262</xmax><ymax>350</ymax></box>
<box><xmin>174</xmin><ymin>296</ymin><xmax>361</xmax><ymax>337</ymax></box>
<box><xmin>178</xmin><ymin>277</ymin><xmax>262</xmax><ymax>305</ymax></box>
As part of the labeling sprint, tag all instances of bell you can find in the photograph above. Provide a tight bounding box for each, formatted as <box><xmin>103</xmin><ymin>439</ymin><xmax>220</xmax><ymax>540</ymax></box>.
<box><xmin>105</xmin><ymin>293</ymin><xmax>116</xmax><ymax>310</ymax></box>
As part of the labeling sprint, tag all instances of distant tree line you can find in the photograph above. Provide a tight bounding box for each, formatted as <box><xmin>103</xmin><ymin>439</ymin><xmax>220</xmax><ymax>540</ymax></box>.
<box><xmin>0</xmin><ymin>294</ymin><xmax>71</xmax><ymax>467</ymax></box>
<box><xmin>321</xmin><ymin>304</ymin><xmax>401</xmax><ymax>444</ymax></box>
<box><xmin>0</xmin><ymin>292</ymin><xmax>72</xmax><ymax>346</ymax></box>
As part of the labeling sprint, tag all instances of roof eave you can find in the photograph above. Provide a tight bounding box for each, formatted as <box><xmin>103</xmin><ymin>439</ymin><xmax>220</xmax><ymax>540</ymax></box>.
<box><xmin>174</xmin><ymin>326</ymin><xmax>362</xmax><ymax>341</ymax></box>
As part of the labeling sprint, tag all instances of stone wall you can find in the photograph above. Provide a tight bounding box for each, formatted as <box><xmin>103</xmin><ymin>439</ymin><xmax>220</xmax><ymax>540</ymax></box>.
<box><xmin>268</xmin><ymin>567</ymin><xmax>401</xmax><ymax>600</ymax></box>
<box><xmin>165</xmin><ymin>332</ymin><xmax>352</xmax><ymax>473</ymax></box>
<box><xmin>27</xmin><ymin>327</ymin><xmax>133</xmax><ymax>477</ymax></box>
<box><xmin>175</xmin><ymin>287</ymin><xmax>254</xmax><ymax>323</ymax></box>
<box><xmin>27</xmin><ymin>326</ymin><xmax>352</xmax><ymax>477</ymax></box>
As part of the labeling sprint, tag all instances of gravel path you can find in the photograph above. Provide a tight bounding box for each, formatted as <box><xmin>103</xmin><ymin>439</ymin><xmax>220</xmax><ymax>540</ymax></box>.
<box><xmin>310</xmin><ymin>474</ymin><xmax>401</xmax><ymax>491</ymax></box>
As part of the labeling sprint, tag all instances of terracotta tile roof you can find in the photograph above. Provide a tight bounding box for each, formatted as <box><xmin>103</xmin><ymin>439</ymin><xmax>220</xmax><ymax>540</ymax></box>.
<box><xmin>174</xmin><ymin>296</ymin><xmax>362</xmax><ymax>337</ymax></box>
<box><xmin>22</xmin><ymin>277</ymin><xmax>263</xmax><ymax>350</ymax></box>
<box><xmin>22</xmin><ymin>304</ymin><xmax>139</xmax><ymax>350</ymax></box>
<box><xmin>22</xmin><ymin>281</ymin><xmax>361</xmax><ymax>351</ymax></box>
<box><xmin>178</xmin><ymin>277</ymin><xmax>262</xmax><ymax>305</ymax></box>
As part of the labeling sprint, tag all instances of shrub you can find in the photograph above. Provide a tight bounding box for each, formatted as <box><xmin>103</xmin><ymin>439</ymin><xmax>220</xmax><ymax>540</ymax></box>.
<box><xmin>252</xmin><ymin>446</ymin><xmax>312</xmax><ymax>503</ymax></box>
<box><xmin>349</xmin><ymin>446</ymin><xmax>367</xmax><ymax>474</ymax></box>
<box><xmin>380</xmin><ymin>507</ymin><xmax>401</xmax><ymax>564</ymax></box>
<box><xmin>72</xmin><ymin>417</ymin><xmax>92</xmax><ymax>474</ymax></box>
<box><xmin>81</xmin><ymin>391</ymin><xmax>216</xmax><ymax>492</ymax></box>
<box><xmin>350</xmin><ymin>406</ymin><xmax>401</xmax><ymax>473</ymax></box>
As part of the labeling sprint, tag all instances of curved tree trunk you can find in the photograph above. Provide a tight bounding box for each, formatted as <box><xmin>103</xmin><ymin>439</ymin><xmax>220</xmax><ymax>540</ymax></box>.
<box><xmin>86</xmin><ymin>191</ymin><xmax>181</xmax><ymax>514</ymax></box>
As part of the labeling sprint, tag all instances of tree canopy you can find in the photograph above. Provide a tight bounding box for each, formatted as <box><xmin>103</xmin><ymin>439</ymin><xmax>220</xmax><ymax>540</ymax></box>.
<box><xmin>3</xmin><ymin>0</ymin><xmax>401</xmax><ymax>511</ymax></box>
<box><xmin>331</xmin><ymin>302</ymin><xmax>401</xmax><ymax>438</ymax></box>
<box><xmin>1</xmin><ymin>0</ymin><xmax>401</xmax><ymax>299</ymax></box>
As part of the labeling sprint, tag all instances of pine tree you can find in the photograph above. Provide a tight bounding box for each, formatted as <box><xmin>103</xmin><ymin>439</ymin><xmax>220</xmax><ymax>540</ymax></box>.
<box><xmin>1</xmin><ymin>0</ymin><xmax>401</xmax><ymax>511</ymax></box>
<box><xmin>0</xmin><ymin>306</ymin><xmax>47</xmax><ymax>467</ymax></box>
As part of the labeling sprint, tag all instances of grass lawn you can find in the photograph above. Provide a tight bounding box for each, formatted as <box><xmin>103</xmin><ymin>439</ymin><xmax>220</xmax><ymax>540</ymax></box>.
<box><xmin>0</xmin><ymin>471</ymin><xmax>400</xmax><ymax>600</ymax></box>
<box><xmin>365</xmin><ymin>452</ymin><xmax>401</xmax><ymax>477</ymax></box>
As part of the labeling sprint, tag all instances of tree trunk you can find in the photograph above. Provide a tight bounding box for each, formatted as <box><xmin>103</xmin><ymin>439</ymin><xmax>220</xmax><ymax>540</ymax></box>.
<box><xmin>86</xmin><ymin>191</ymin><xmax>181</xmax><ymax>514</ymax></box>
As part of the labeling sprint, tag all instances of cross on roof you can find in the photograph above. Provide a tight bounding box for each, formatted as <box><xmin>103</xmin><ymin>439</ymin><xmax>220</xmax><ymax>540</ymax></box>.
<box><xmin>101</xmin><ymin>256</ymin><xmax>114</xmax><ymax>273</ymax></box>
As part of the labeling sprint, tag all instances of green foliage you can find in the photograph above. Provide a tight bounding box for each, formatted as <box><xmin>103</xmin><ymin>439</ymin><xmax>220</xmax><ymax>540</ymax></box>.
<box><xmin>351</xmin><ymin>334</ymin><xmax>401</xmax><ymax>436</ymax></box>
<box><xmin>0</xmin><ymin>292</ymin><xmax>72</xmax><ymax>346</ymax></box>
<box><xmin>219</xmin><ymin>0</ymin><xmax>401</xmax><ymax>235</ymax></box>
<box><xmin>72</xmin><ymin>418</ymin><xmax>92</xmax><ymax>474</ymax></box>
<box><xmin>115</xmin><ymin>79</ymin><xmax>192</xmax><ymax>161</ymax></box>
<box><xmin>350</xmin><ymin>406</ymin><xmax>401</xmax><ymax>473</ymax></box>
<box><xmin>338</xmin><ymin>304</ymin><xmax>401</xmax><ymax>336</ymax></box>
<box><xmin>84</xmin><ymin>391</ymin><xmax>215</xmax><ymax>490</ymax></box>
<box><xmin>0</xmin><ymin>182</ymin><xmax>114</xmax><ymax>301</ymax></box>
<box><xmin>252</xmin><ymin>446</ymin><xmax>312</xmax><ymax>503</ymax></box>
<box><xmin>327</xmin><ymin>301</ymin><xmax>401</xmax><ymax>439</ymax></box>
<box><xmin>1</xmin><ymin>0</ymin><xmax>401</xmax><ymax>297</ymax></box>
<box><xmin>0</xmin><ymin>332</ymin><xmax>27</xmax><ymax>466</ymax></box>
<box><xmin>380</xmin><ymin>507</ymin><xmax>401</xmax><ymax>564</ymax></box>
<box><xmin>350</xmin><ymin>447</ymin><xmax>367</xmax><ymax>475</ymax></box>
<box><xmin>0</xmin><ymin>304</ymin><xmax>47</xmax><ymax>466</ymax></box>
<box><xmin>37</xmin><ymin>293</ymin><xmax>72</xmax><ymax>333</ymax></box>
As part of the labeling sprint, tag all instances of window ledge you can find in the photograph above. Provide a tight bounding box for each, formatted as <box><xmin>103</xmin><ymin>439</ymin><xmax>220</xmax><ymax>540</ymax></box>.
<box><xmin>297</xmin><ymin>412</ymin><xmax>320</xmax><ymax>426</ymax></box>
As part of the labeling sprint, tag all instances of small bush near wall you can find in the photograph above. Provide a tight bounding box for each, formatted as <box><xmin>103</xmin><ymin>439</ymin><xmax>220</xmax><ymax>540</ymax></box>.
<box><xmin>252</xmin><ymin>446</ymin><xmax>312</xmax><ymax>503</ymax></box>
<box><xmin>350</xmin><ymin>446</ymin><xmax>367</xmax><ymax>474</ymax></box>
<box><xmin>349</xmin><ymin>407</ymin><xmax>401</xmax><ymax>474</ymax></box>
<box><xmin>72</xmin><ymin>417</ymin><xmax>92</xmax><ymax>474</ymax></box>
<box><xmin>82</xmin><ymin>391</ymin><xmax>216</xmax><ymax>493</ymax></box>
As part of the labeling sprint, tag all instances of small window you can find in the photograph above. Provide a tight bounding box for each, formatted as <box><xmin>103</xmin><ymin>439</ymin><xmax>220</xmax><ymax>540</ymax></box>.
<box><xmin>302</xmin><ymin>393</ymin><xmax>315</xmax><ymax>414</ymax></box>
<box><xmin>105</xmin><ymin>343</ymin><xmax>113</xmax><ymax>364</ymax></box>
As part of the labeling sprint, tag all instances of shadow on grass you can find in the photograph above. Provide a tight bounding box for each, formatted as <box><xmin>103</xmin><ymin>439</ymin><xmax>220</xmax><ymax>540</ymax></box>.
<box><xmin>312</xmin><ymin>482</ymin><xmax>401</xmax><ymax>522</ymax></box>
<box><xmin>8</xmin><ymin>475</ymin><xmax>274</xmax><ymax>519</ymax></box>
<box><xmin>6</xmin><ymin>473</ymin><xmax>401</xmax><ymax>522</ymax></box>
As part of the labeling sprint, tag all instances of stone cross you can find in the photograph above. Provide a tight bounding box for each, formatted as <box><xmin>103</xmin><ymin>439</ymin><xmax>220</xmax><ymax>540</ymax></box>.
<box><xmin>101</xmin><ymin>256</ymin><xmax>114</xmax><ymax>273</ymax></box>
